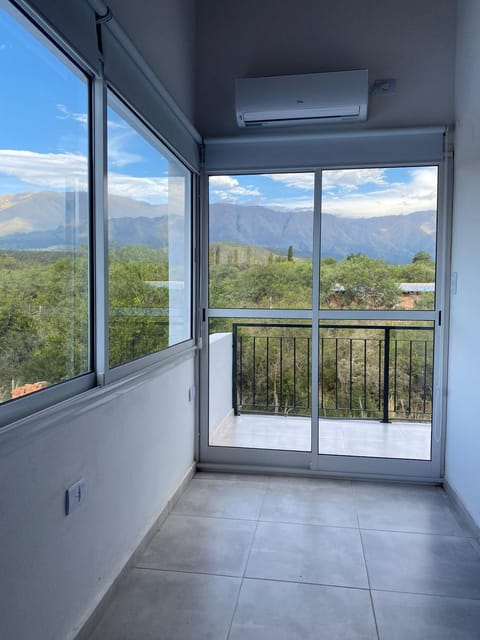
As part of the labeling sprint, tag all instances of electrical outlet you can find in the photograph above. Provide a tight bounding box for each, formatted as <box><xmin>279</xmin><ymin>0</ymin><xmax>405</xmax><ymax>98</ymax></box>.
<box><xmin>65</xmin><ymin>479</ymin><xmax>86</xmax><ymax>515</ymax></box>
<box><xmin>370</xmin><ymin>78</ymin><xmax>396</xmax><ymax>95</ymax></box>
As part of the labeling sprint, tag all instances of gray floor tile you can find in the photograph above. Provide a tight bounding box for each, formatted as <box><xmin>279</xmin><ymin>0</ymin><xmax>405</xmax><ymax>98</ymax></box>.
<box><xmin>261</xmin><ymin>485</ymin><xmax>358</xmax><ymax>527</ymax></box>
<box><xmin>229</xmin><ymin>578</ymin><xmax>377</xmax><ymax>640</ymax></box>
<box><xmin>353</xmin><ymin>481</ymin><xmax>449</xmax><ymax>503</ymax></box>
<box><xmin>362</xmin><ymin>529</ymin><xmax>480</xmax><ymax>598</ymax></box>
<box><xmin>356</xmin><ymin>495</ymin><xmax>464</xmax><ymax>536</ymax></box>
<box><xmin>173</xmin><ymin>478</ymin><xmax>266</xmax><ymax>520</ymax></box>
<box><xmin>89</xmin><ymin>569</ymin><xmax>240</xmax><ymax>640</ymax></box>
<box><xmin>372</xmin><ymin>590</ymin><xmax>480</xmax><ymax>640</ymax></box>
<box><xmin>354</xmin><ymin>481</ymin><xmax>465</xmax><ymax>536</ymax></box>
<box><xmin>246</xmin><ymin>521</ymin><xmax>369</xmax><ymax>588</ymax></box>
<box><xmin>136</xmin><ymin>515</ymin><xmax>256</xmax><ymax>576</ymax></box>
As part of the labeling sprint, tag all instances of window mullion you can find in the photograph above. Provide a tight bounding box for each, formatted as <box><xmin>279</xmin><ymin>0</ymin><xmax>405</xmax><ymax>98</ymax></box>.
<box><xmin>93</xmin><ymin>69</ymin><xmax>109</xmax><ymax>385</ymax></box>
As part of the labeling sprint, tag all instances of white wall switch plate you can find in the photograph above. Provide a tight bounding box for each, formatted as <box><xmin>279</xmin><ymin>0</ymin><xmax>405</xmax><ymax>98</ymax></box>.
<box><xmin>65</xmin><ymin>479</ymin><xmax>86</xmax><ymax>515</ymax></box>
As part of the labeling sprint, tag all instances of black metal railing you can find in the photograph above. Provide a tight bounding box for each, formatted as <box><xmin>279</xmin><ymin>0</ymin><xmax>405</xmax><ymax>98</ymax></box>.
<box><xmin>232</xmin><ymin>323</ymin><xmax>434</xmax><ymax>422</ymax></box>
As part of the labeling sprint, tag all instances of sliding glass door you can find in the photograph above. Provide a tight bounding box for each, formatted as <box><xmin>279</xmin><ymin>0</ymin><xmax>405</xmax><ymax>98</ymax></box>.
<box><xmin>207</xmin><ymin>173</ymin><xmax>315</xmax><ymax>458</ymax></box>
<box><xmin>201</xmin><ymin>165</ymin><xmax>445</xmax><ymax>480</ymax></box>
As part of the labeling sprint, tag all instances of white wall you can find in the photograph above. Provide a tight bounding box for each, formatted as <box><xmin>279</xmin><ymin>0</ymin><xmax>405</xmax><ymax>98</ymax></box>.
<box><xmin>0</xmin><ymin>355</ymin><xmax>195</xmax><ymax>640</ymax></box>
<box><xmin>209</xmin><ymin>333</ymin><xmax>233</xmax><ymax>432</ymax></box>
<box><xmin>195</xmin><ymin>0</ymin><xmax>457</xmax><ymax>137</ymax></box>
<box><xmin>445</xmin><ymin>0</ymin><xmax>480</xmax><ymax>529</ymax></box>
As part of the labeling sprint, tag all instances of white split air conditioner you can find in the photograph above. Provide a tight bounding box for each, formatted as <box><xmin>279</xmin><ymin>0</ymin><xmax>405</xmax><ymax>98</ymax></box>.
<box><xmin>235</xmin><ymin>70</ymin><xmax>368</xmax><ymax>128</ymax></box>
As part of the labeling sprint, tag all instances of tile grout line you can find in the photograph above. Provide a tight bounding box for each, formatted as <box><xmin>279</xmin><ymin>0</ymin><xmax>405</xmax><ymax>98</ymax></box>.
<box><xmin>357</xmin><ymin>512</ymin><xmax>381</xmax><ymax>640</ymax></box>
<box><xmin>225</xmin><ymin>484</ymin><xmax>269</xmax><ymax>640</ymax></box>
<box><xmin>133</xmin><ymin>564</ymin><xmax>389</xmax><ymax>593</ymax></box>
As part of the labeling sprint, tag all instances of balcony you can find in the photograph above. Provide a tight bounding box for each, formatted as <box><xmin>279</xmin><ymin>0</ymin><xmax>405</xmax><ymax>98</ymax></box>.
<box><xmin>209</xmin><ymin>323</ymin><xmax>433</xmax><ymax>460</ymax></box>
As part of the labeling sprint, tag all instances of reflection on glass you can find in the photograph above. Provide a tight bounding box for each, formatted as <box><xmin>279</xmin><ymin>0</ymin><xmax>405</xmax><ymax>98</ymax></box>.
<box><xmin>107</xmin><ymin>95</ymin><xmax>191</xmax><ymax>368</ymax></box>
<box><xmin>209</xmin><ymin>319</ymin><xmax>312</xmax><ymax>451</ymax></box>
<box><xmin>320</xmin><ymin>167</ymin><xmax>438</xmax><ymax>311</ymax></box>
<box><xmin>318</xmin><ymin>320</ymin><xmax>433</xmax><ymax>460</ymax></box>
<box><xmin>209</xmin><ymin>173</ymin><xmax>314</xmax><ymax>309</ymax></box>
<box><xmin>0</xmin><ymin>7</ymin><xmax>90</xmax><ymax>404</ymax></box>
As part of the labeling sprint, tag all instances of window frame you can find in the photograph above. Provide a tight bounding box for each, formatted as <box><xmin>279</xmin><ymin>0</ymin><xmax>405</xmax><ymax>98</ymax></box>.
<box><xmin>104</xmin><ymin>88</ymin><xmax>195</xmax><ymax>383</ymax></box>
<box><xmin>0</xmin><ymin>0</ymin><xmax>96</xmax><ymax>428</ymax></box>
<box><xmin>0</xmin><ymin>1</ymin><xmax>197</xmax><ymax>428</ymax></box>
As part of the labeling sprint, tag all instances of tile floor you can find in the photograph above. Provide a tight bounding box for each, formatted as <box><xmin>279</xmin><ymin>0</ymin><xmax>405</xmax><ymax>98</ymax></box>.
<box><xmin>89</xmin><ymin>473</ymin><xmax>480</xmax><ymax>640</ymax></box>
<box><xmin>210</xmin><ymin>414</ymin><xmax>431</xmax><ymax>460</ymax></box>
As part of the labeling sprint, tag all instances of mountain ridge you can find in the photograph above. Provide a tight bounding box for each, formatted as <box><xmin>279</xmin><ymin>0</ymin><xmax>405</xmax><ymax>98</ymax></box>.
<box><xmin>0</xmin><ymin>191</ymin><xmax>436</xmax><ymax>263</ymax></box>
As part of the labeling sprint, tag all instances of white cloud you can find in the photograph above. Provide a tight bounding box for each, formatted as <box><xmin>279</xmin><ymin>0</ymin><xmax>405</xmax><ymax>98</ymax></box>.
<box><xmin>108</xmin><ymin>131</ymin><xmax>143</xmax><ymax>168</ymax></box>
<box><xmin>256</xmin><ymin>168</ymin><xmax>436</xmax><ymax>215</ymax></box>
<box><xmin>0</xmin><ymin>149</ymin><xmax>169</xmax><ymax>203</ymax></box>
<box><xmin>108</xmin><ymin>172</ymin><xmax>169</xmax><ymax>202</ymax></box>
<box><xmin>322</xmin><ymin>168</ymin><xmax>387</xmax><ymax>191</ymax></box>
<box><xmin>209</xmin><ymin>175</ymin><xmax>261</xmax><ymax>200</ymax></box>
<box><xmin>266</xmin><ymin>198</ymin><xmax>314</xmax><ymax>211</ymax></box>
<box><xmin>0</xmin><ymin>149</ymin><xmax>88</xmax><ymax>190</ymax></box>
<box><xmin>322</xmin><ymin>167</ymin><xmax>437</xmax><ymax>217</ymax></box>
<box><xmin>56</xmin><ymin>103</ymin><xmax>88</xmax><ymax>126</ymax></box>
<box><xmin>265</xmin><ymin>173</ymin><xmax>314</xmax><ymax>191</ymax></box>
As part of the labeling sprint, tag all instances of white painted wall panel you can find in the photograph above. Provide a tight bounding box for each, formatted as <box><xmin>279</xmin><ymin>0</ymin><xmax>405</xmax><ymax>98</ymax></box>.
<box><xmin>209</xmin><ymin>333</ymin><xmax>233</xmax><ymax>432</ymax></box>
<box><xmin>0</xmin><ymin>356</ymin><xmax>195</xmax><ymax>640</ymax></box>
<box><xmin>446</xmin><ymin>0</ymin><xmax>480</xmax><ymax>529</ymax></box>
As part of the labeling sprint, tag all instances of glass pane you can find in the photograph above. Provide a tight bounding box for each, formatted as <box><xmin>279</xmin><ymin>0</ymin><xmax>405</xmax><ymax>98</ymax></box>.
<box><xmin>209</xmin><ymin>318</ymin><xmax>312</xmax><ymax>451</ymax></box>
<box><xmin>209</xmin><ymin>173</ymin><xmax>314</xmax><ymax>309</ymax></box>
<box><xmin>318</xmin><ymin>320</ymin><xmax>433</xmax><ymax>460</ymax></box>
<box><xmin>320</xmin><ymin>167</ymin><xmax>438</xmax><ymax>311</ymax></box>
<box><xmin>107</xmin><ymin>96</ymin><xmax>191</xmax><ymax>368</ymax></box>
<box><xmin>0</xmin><ymin>8</ymin><xmax>90</xmax><ymax>404</ymax></box>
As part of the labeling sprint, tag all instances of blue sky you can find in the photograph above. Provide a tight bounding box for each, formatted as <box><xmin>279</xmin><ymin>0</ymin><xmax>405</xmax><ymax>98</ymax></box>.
<box><xmin>0</xmin><ymin>5</ymin><xmax>438</xmax><ymax>218</ymax></box>
<box><xmin>209</xmin><ymin>167</ymin><xmax>438</xmax><ymax>218</ymax></box>
<box><xmin>0</xmin><ymin>6</ymin><xmax>172</xmax><ymax>204</ymax></box>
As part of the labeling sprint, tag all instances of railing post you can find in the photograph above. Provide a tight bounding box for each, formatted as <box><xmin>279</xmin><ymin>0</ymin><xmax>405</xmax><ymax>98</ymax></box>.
<box><xmin>382</xmin><ymin>327</ymin><xmax>391</xmax><ymax>423</ymax></box>
<box><xmin>232</xmin><ymin>324</ymin><xmax>238</xmax><ymax>416</ymax></box>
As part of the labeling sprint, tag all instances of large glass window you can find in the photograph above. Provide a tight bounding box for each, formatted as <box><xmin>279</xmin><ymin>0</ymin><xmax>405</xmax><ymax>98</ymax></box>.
<box><xmin>209</xmin><ymin>173</ymin><xmax>314</xmax><ymax>310</ymax></box>
<box><xmin>107</xmin><ymin>94</ymin><xmax>192</xmax><ymax>368</ymax></box>
<box><xmin>320</xmin><ymin>167</ymin><xmax>438</xmax><ymax>311</ymax></box>
<box><xmin>0</xmin><ymin>6</ymin><xmax>90</xmax><ymax>405</ymax></box>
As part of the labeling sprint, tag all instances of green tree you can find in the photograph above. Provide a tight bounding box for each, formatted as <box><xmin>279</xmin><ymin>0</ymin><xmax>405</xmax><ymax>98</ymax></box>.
<box><xmin>332</xmin><ymin>255</ymin><xmax>401</xmax><ymax>309</ymax></box>
<box><xmin>287</xmin><ymin>245</ymin><xmax>294</xmax><ymax>262</ymax></box>
<box><xmin>412</xmin><ymin>251</ymin><xmax>433</xmax><ymax>263</ymax></box>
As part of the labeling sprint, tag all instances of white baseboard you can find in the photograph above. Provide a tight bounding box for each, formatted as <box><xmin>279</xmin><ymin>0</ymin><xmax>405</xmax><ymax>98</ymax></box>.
<box><xmin>74</xmin><ymin>461</ymin><xmax>196</xmax><ymax>640</ymax></box>
<box><xmin>444</xmin><ymin>479</ymin><xmax>480</xmax><ymax>546</ymax></box>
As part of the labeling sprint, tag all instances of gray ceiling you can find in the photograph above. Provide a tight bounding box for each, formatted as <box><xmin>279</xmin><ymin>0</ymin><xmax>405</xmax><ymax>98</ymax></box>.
<box><xmin>108</xmin><ymin>0</ymin><xmax>457</xmax><ymax>138</ymax></box>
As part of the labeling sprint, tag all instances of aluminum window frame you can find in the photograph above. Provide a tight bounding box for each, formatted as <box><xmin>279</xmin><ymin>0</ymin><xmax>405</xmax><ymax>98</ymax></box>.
<box><xmin>0</xmin><ymin>0</ymin><xmax>198</xmax><ymax>429</ymax></box>
<box><xmin>199</xmin><ymin>152</ymin><xmax>451</xmax><ymax>482</ymax></box>
<box><xmin>104</xmin><ymin>87</ymin><xmax>195</xmax><ymax>384</ymax></box>
<box><xmin>0</xmin><ymin>0</ymin><xmax>96</xmax><ymax>428</ymax></box>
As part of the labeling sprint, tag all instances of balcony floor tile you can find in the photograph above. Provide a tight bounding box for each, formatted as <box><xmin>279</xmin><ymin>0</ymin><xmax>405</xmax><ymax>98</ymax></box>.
<box><xmin>210</xmin><ymin>414</ymin><xmax>431</xmax><ymax>460</ymax></box>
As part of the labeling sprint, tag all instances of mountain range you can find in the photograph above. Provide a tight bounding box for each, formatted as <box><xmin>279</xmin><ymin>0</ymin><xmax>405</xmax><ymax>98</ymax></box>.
<box><xmin>0</xmin><ymin>191</ymin><xmax>436</xmax><ymax>264</ymax></box>
<box><xmin>210</xmin><ymin>203</ymin><xmax>436</xmax><ymax>263</ymax></box>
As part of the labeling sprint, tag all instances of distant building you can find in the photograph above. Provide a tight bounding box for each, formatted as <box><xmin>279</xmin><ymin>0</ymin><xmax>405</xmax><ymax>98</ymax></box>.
<box><xmin>11</xmin><ymin>381</ymin><xmax>48</xmax><ymax>399</ymax></box>
<box><xmin>398</xmin><ymin>283</ymin><xmax>435</xmax><ymax>309</ymax></box>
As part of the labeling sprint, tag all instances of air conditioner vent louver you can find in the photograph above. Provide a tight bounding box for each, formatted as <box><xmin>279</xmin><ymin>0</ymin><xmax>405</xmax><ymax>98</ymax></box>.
<box><xmin>235</xmin><ymin>70</ymin><xmax>368</xmax><ymax>128</ymax></box>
